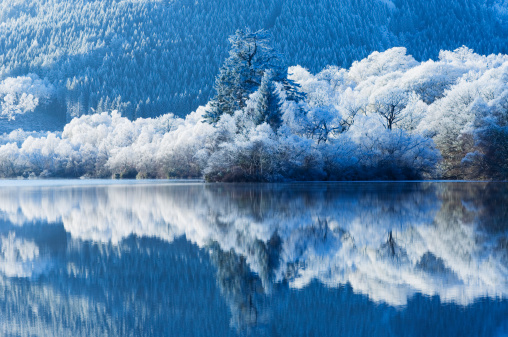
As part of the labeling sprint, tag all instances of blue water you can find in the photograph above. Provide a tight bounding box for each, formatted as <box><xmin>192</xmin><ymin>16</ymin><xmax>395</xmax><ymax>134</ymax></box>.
<box><xmin>0</xmin><ymin>181</ymin><xmax>507</xmax><ymax>336</ymax></box>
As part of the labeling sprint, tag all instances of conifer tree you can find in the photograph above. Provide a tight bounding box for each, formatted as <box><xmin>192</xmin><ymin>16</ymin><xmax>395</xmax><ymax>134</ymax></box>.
<box><xmin>253</xmin><ymin>70</ymin><xmax>282</xmax><ymax>130</ymax></box>
<box><xmin>204</xmin><ymin>29</ymin><xmax>285</xmax><ymax>124</ymax></box>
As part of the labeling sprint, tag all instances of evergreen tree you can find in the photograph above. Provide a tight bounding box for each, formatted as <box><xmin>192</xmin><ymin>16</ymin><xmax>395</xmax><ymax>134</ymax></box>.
<box><xmin>204</xmin><ymin>29</ymin><xmax>285</xmax><ymax>124</ymax></box>
<box><xmin>253</xmin><ymin>70</ymin><xmax>282</xmax><ymax>130</ymax></box>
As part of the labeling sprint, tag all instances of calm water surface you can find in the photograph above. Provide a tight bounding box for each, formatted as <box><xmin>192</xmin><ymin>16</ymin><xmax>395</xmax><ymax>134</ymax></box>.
<box><xmin>0</xmin><ymin>181</ymin><xmax>507</xmax><ymax>336</ymax></box>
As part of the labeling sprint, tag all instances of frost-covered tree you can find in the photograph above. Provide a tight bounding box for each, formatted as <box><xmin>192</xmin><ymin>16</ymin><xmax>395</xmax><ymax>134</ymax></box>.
<box><xmin>204</xmin><ymin>29</ymin><xmax>286</xmax><ymax>124</ymax></box>
<box><xmin>0</xmin><ymin>75</ymin><xmax>54</xmax><ymax>121</ymax></box>
<box><xmin>417</xmin><ymin>55</ymin><xmax>508</xmax><ymax>178</ymax></box>
<box><xmin>250</xmin><ymin>71</ymin><xmax>282</xmax><ymax>130</ymax></box>
<box><xmin>369</xmin><ymin>88</ymin><xmax>411</xmax><ymax>130</ymax></box>
<box><xmin>462</xmin><ymin>93</ymin><xmax>508</xmax><ymax>179</ymax></box>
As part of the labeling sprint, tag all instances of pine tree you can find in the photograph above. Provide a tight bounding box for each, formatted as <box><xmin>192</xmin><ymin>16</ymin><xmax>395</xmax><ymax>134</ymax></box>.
<box><xmin>204</xmin><ymin>29</ymin><xmax>285</xmax><ymax>124</ymax></box>
<box><xmin>254</xmin><ymin>70</ymin><xmax>282</xmax><ymax>130</ymax></box>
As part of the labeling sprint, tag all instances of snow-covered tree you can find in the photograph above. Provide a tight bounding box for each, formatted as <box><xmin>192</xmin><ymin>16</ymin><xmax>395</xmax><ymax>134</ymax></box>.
<box><xmin>249</xmin><ymin>70</ymin><xmax>283</xmax><ymax>130</ymax></box>
<box><xmin>369</xmin><ymin>88</ymin><xmax>410</xmax><ymax>130</ymax></box>
<box><xmin>204</xmin><ymin>29</ymin><xmax>285</xmax><ymax>124</ymax></box>
<box><xmin>0</xmin><ymin>75</ymin><xmax>54</xmax><ymax>121</ymax></box>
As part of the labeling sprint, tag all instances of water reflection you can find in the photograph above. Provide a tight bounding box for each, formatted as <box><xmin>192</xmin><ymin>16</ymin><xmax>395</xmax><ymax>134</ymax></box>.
<box><xmin>0</xmin><ymin>182</ymin><xmax>507</xmax><ymax>335</ymax></box>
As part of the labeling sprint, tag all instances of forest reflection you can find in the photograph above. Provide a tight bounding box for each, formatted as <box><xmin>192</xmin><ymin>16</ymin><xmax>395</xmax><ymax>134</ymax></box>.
<box><xmin>0</xmin><ymin>182</ymin><xmax>507</xmax><ymax>334</ymax></box>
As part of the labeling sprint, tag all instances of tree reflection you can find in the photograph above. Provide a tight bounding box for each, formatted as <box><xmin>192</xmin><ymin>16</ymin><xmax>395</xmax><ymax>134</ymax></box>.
<box><xmin>0</xmin><ymin>181</ymin><xmax>506</xmax><ymax>334</ymax></box>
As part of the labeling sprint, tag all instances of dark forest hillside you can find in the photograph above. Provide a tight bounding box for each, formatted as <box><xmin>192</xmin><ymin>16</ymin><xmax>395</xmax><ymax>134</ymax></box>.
<box><xmin>1</xmin><ymin>0</ymin><xmax>507</xmax><ymax>132</ymax></box>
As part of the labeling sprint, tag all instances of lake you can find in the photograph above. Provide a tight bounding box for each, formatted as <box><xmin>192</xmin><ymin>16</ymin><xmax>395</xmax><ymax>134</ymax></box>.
<box><xmin>0</xmin><ymin>181</ymin><xmax>507</xmax><ymax>336</ymax></box>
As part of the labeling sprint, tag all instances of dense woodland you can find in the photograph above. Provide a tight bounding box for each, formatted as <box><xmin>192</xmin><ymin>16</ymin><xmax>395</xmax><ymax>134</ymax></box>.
<box><xmin>0</xmin><ymin>30</ymin><xmax>507</xmax><ymax>181</ymax></box>
<box><xmin>0</xmin><ymin>0</ymin><xmax>507</xmax><ymax>131</ymax></box>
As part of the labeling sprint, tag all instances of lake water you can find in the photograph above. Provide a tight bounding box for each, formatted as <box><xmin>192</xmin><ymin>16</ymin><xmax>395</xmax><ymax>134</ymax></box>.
<box><xmin>0</xmin><ymin>181</ymin><xmax>507</xmax><ymax>336</ymax></box>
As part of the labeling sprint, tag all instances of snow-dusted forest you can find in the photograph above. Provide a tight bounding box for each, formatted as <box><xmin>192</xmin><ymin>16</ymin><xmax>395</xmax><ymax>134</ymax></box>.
<box><xmin>1</xmin><ymin>30</ymin><xmax>507</xmax><ymax>181</ymax></box>
<box><xmin>0</xmin><ymin>0</ymin><xmax>507</xmax><ymax>130</ymax></box>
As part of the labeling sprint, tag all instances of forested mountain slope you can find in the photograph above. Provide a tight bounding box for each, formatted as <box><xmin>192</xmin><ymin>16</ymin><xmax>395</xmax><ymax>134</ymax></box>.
<box><xmin>0</xmin><ymin>0</ymin><xmax>507</xmax><ymax>131</ymax></box>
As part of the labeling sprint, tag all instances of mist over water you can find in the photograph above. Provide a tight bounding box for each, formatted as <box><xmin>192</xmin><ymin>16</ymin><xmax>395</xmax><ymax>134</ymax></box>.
<box><xmin>0</xmin><ymin>181</ymin><xmax>507</xmax><ymax>336</ymax></box>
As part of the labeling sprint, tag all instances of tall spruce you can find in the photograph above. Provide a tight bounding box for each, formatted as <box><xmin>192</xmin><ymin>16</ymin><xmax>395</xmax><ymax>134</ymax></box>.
<box><xmin>204</xmin><ymin>29</ymin><xmax>286</xmax><ymax>124</ymax></box>
<box><xmin>253</xmin><ymin>70</ymin><xmax>283</xmax><ymax>130</ymax></box>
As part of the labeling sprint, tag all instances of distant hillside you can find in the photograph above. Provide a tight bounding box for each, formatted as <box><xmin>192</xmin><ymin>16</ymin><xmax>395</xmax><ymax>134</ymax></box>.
<box><xmin>1</xmin><ymin>0</ymin><xmax>507</xmax><ymax>131</ymax></box>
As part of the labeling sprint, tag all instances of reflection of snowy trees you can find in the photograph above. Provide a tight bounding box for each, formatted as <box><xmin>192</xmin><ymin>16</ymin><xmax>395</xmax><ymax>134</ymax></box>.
<box><xmin>0</xmin><ymin>235</ymin><xmax>236</xmax><ymax>336</ymax></box>
<box><xmin>0</xmin><ymin>182</ymin><xmax>506</xmax><ymax>335</ymax></box>
<box><xmin>0</xmin><ymin>181</ymin><xmax>506</xmax><ymax>308</ymax></box>
<box><xmin>208</xmin><ymin>232</ymin><xmax>281</xmax><ymax>330</ymax></box>
<box><xmin>0</xmin><ymin>232</ymin><xmax>44</xmax><ymax>278</ymax></box>
<box><xmin>209</xmin><ymin>243</ymin><xmax>262</xmax><ymax>329</ymax></box>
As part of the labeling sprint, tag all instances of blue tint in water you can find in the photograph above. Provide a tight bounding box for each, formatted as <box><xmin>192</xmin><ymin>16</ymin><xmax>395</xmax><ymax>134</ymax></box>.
<box><xmin>0</xmin><ymin>181</ymin><xmax>506</xmax><ymax>336</ymax></box>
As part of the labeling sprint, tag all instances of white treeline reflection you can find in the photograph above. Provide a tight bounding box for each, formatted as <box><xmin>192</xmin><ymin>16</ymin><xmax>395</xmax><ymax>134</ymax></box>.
<box><xmin>0</xmin><ymin>232</ymin><xmax>47</xmax><ymax>278</ymax></box>
<box><xmin>0</xmin><ymin>182</ymin><xmax>506</xmax><ymax>308</ymax></box>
